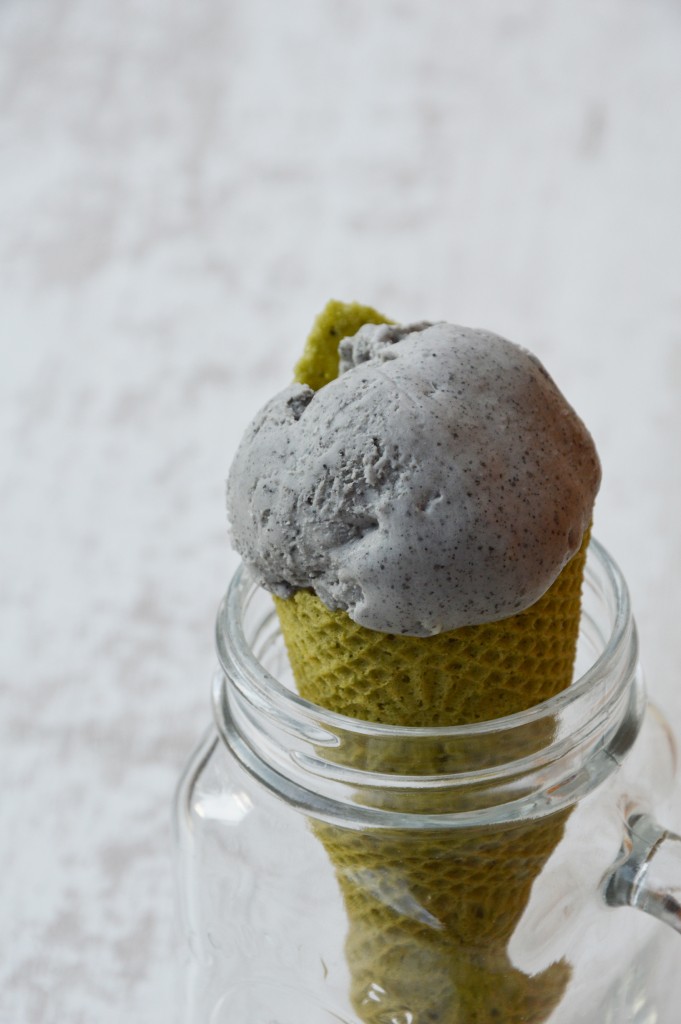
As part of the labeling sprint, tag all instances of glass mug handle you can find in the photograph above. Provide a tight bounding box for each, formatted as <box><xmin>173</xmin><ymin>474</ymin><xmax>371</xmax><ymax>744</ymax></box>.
<box><xmin>604</xmin><ymin>813</ymin><xmax>681</xmax><ymax>933</ymax></box>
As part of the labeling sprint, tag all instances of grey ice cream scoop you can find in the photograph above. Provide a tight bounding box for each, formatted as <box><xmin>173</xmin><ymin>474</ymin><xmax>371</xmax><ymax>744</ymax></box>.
<box><xmin>226</xmin><ymin>322</ymin><xmax>601</xmax><ymax>636</ymax></box>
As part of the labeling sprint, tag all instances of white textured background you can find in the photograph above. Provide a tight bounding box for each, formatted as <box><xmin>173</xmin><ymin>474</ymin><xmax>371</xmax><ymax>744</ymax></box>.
<box><xmin>2</xmin><ymin>1</ymin><xmax>681</xmax><ymax>1022</ymax></box>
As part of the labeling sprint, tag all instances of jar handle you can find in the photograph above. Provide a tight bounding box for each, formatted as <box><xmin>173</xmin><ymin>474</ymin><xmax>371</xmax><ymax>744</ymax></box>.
<box><xmin>604</xmin><ymin>812</ymin><xmax>681</xmax><ymax>933</ymax></box>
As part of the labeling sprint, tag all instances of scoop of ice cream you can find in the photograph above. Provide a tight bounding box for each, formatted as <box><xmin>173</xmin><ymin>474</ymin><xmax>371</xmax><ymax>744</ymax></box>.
<box><xmin>226</xmin><ymin>321</ymin><xmax>600</xmax><ymax>636</ymax></box>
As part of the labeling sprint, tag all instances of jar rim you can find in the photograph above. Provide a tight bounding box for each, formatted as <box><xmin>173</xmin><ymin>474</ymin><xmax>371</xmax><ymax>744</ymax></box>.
<box><xmin>215</xmin><ymin>539</ymin><xmax>643</xmax><ymax>824</ymax></box>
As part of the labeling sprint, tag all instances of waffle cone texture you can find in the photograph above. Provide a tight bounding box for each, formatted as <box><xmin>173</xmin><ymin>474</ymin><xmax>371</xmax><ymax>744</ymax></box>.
<box><xmin>270</xmin><ymin>301</ymin><xmax>591</xmax><ymax>1022</ymax></box>
<box><xmin>319</xmin><ymin>814</ymin><xmax>572</xmax><ymax>1024</ymax></box>
<box><xmin>275</xmin><ymin>542</ymin><xmax>585</xmax><ymax>1022</ymax></box>
<box><xmin>274</xmin><ymin>528</ymin><xmax>588</xmax><ymax>729</ymax></box>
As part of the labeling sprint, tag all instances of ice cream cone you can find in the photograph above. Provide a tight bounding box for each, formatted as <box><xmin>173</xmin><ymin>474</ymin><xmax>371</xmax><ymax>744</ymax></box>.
<box><xmin>265</xmin><ymin>301</ymin><xmax>591</xmax><ymax>1022</ymax></box>
<box><xmin>275</xmin><ymin>548</ymin><xmax>583</xmax><ymax>1022</ymax></box>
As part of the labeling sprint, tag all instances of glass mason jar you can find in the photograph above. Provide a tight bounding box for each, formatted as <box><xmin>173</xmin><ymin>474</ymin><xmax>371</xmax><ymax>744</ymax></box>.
<box><xmin>173</xmin><ymin>540</ymin><xmax>681</xmax><ymax>1024</ymax></box>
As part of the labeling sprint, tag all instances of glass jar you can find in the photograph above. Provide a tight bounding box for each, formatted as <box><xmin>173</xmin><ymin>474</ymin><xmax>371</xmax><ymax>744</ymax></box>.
<box><xmin>173</xmin><ymin>540</ymin><xmax>681</xmax><ymax>1024</ymax></box>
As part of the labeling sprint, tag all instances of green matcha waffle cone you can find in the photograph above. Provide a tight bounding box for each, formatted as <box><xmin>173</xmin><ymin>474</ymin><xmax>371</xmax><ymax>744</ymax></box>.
<box><xmin>275</xmin><ymin>549</ymin><xmax>583</xmax><ymax>1022</ymax></box>
<box><xmin>270</xmin><ymin>300</ymin><xmax>590</xmax><ymax>1023</ymax></box>
<box><xmin>274</xmin><ymin>528</ymin><xmax>588</xmax><ymax>729</ymax></box>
